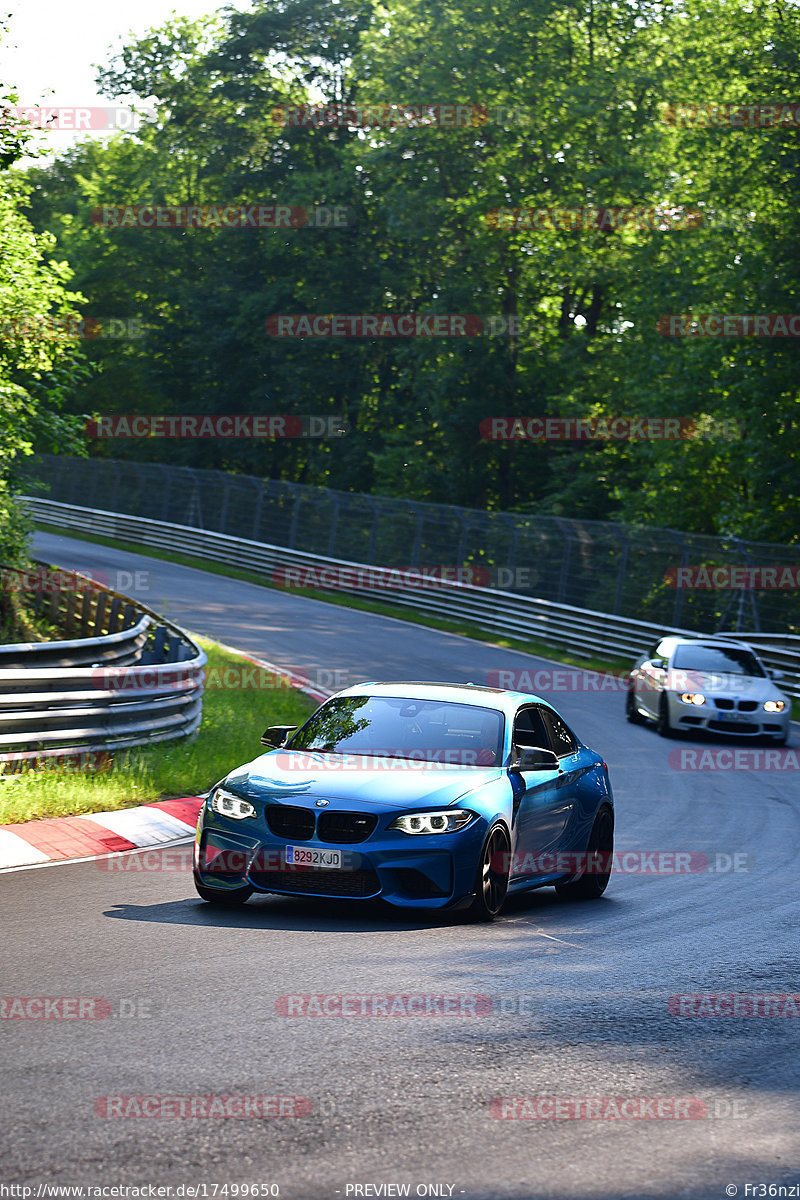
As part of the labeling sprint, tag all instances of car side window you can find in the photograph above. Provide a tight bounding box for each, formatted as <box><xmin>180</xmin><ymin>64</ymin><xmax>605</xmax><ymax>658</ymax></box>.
<box><xmin>512</xmin><ymin>706</ymin><xmax>551</xmax><ymax>751</ymax></box>
<box><xmin>542</xmin><ymin>709</ymin><xmax>577</xmax><ymax>757</ymax></box>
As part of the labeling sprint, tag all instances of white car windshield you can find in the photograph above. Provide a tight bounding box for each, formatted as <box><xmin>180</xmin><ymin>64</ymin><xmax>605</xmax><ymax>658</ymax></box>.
<box><xmin>671</xmin><ymin>645</ymin><xmax>765</xmax><ymax>677</ymax></box>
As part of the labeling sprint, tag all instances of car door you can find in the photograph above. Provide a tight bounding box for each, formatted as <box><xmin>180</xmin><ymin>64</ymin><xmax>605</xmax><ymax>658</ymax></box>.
<box><xmin>510</xmin><ymin>705</ymin><xmax>573</xmax><ymax>878</ymax></box>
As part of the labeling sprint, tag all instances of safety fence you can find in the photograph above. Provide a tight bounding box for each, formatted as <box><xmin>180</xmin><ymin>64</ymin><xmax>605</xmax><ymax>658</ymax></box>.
<box><xmin>19</xmin><ymin>454</ymin><xmax>800</xmax><ymax>635</ymax></box>
<box><xmin>0</xmin><ymin>560</ymin><xmax>206</xmax><ymax>766</ymax></box>
<box><xmin>20</xmin><ymin>497</ymin><xmax>800</xmax><ymax>705</ymax></box>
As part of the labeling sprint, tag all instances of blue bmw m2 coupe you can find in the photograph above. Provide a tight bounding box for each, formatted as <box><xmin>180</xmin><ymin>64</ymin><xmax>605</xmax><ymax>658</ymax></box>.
<box><xmin>193</xmin><ymin>681</ymin><xmax>614</xmax><ymax>920</ymax></box>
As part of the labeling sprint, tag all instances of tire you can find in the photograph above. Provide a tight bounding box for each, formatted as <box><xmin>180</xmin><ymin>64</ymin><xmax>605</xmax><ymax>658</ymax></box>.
<box><xmin>626</xmin><ymin>690</ymin><xmax>644</xmax><ymax>725</ymax></box>
<box><xmin>467</xmin><ymin>824</ymin><xmax>511</xmax><ymax>922</ymax></box>
<box><xmin>194</xmin><ymin>875</ymin><xmax>253</xmax><ymax>906</ymax></box>
<box><xmin>555</xmin><ymin>807</ymin><xmax>614</xmax><ymax>902</ymax></box>
<box><xmin>656</xmin><ymin>695</ymin><xmax>674</xmax><ymax>738</ymax></box>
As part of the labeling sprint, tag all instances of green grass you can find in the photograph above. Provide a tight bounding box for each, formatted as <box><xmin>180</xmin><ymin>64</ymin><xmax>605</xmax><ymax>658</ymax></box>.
<box><xmin>0</xmin><ymin>637</ymin><xmax>316</xmax><ymax>825</ymax></box>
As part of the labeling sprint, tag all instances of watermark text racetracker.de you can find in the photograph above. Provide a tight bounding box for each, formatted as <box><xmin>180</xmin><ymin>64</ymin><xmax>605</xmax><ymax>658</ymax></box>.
<box><xmin>659</xmin><ymin>101</ymin><xmax>800</xmax><ymax>127</ymax></box>
<box><xmin>85</xmin><ymin>415</ymin><xmax>347</xmax><ymax>439</ymax></box>
<box><xmin>90</xmin><ymin>664</ymin><xmax>347</xmax><ymax>693</ymax></box>
<box><xmin>269</xmin><ymin>102</ymin><xmax>532</xmax><ymax>127</ymax></box>
<box><xmin>0</xmin><ymin>1190</ymin><xmax>279</xmax><ymax>1199</ymax></box>
<box><xmin>494</xmin><ymin>850</ymin><xmax>750</xmax><ymax>875</ymax></box>
<box><xmin>272</xmin><ymin>564</ymin><xmax>535</xmax><ymax>592</ymax></box>
<box><xmin>91</xmin><ymin>205</ymin><xmax>352</xmax><ymax>230</ymax></box>
<box><xmin>94</xmin><ymin>1095</ymin><xmax>310</xmax><ymax>1118</ymax></box>
<box><xmin>0</xmin><ymin>317</ymin><xmax>144</xmax><ymax>341</ymax></box>
<box><xmin>490</xmin><ymin>1096</ymin><xmax>749</xmax><ymax>1119</ymax></box>
<box><xmin>1</xmin><ymin>567</ymin><xmax>152</xmax><ymax>595</ymax></box>
<box><xmin>480</xmin><ymin>416</ymin><xmax>739</xmax><ymax>441</ymax></box>
<box><xmin>98</xmin><ymin>844</ymin><xmax>750</xmax><ymax>875</ymax></box>
<box><xmin>2</xmin><ymin>105</ymin><xmax>155</xmax><ymax>131</ymax></box>
<box><xmin>670</xmin><ymin>748</ymin><xmax>800</xmax><ymax>772</ymax></box>
<box><xmin>668</xmin><ymin>993</ymin><xmax>800</xmax><ymax>1017</ymax></box>
<box><xmin>274</xmin><ymin>993</ymin><xmax>535</xmax><ymax>1016</ymax></box>
<box><xmin>265</xmin><ymin>314</ymin><xmax>530</xmax><ymax>337</ymax></box>
<box><xmin>485</xmin><ymin>205</ymin><xmax>703</xmax><ymax>231</ymax></box>
<box><xmin>485</xmin><ymin>666</ymin><xmax>775</xmax><ymax>694</ymax></box>
<box><xmin>486</xmin><ymin>667</ymin><xmax>633</xmax><ymax>691</ymax></box>
<box><xmin>664</xmin><ymin>564</ymin><xmax>800</xmax><ymax>589</ymax></box>
<box><xmin>0</xmin><ymin>996</ymin><xmax>156</xmax><ymax>1019</ymax></box>
<box><xmin>659</xmin><ymin>313</ymin><xmax>800</xmax><ymax>337</ymax></box>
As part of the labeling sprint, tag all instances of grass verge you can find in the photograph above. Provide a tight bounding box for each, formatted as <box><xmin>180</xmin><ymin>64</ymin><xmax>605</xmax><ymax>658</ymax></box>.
<box><xmin>0</xmin><ymin>637</ymin><xmax>316</xmax><ymax>825</ymax></box>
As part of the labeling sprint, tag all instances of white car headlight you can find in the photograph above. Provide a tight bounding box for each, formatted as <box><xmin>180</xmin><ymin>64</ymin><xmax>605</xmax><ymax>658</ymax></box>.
<box><xmin>389</xmin><ymin>809</ymin><xmax>475</xmax><ymax>835</ymax></box>
<box><xmin>764</xmin><ymin>700</ymin><xmax>786</xmax><ymax>713</ymax></box>
<box><xmin>210</xmin><ymin>788</ymin><xmax>256</xmax><ymax>820</ymax></box>
<box><xmin>679</xmin><ymin>692</ymin><xmax>706</xmax><ymax>705</ymax></box>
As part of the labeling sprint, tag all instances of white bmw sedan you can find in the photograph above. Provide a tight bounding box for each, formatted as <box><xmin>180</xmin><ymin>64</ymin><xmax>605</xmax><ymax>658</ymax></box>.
<box><xmin>626</xmin><ymin>636</ymin><xmax>791</xmax><ymax>744</ymax></box>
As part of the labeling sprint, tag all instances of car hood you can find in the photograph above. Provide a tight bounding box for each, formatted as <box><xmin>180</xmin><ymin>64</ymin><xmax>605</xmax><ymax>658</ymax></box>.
<box><xmin>667</xmin><ymin>670</ymin><xmax>785</xmax><ymax>701</ymax></box>
<box><xmin>224</xmin><ymin>750</ymin><xmax>505</xmax><ymax>810</ymax></box>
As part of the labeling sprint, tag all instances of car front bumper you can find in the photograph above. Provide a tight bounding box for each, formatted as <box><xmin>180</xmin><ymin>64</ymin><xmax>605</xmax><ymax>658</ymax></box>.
<box><xmin>193</xmin><ymin>804</ymin><xmax>490</xmax><ymax>908</ymax></box>
<box><xmin>668</xmin><ymin>694</ymin><xmax>790</xmax><ymax>739</ymax></box>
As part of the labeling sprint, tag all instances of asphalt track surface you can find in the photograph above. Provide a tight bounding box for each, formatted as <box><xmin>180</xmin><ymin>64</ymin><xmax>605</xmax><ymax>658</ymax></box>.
<box><xmin>2</xmin><ymin>531</ymin><xmax>799</xmax><ymax>1199</ymax></box>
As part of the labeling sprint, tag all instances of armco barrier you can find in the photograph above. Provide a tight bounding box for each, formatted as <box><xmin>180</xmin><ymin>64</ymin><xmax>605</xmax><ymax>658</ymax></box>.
<box><xmin>0</xmin><ymin>558</ymin><xmax>206</xmax><ymax>765</ymax></box>
<box><xmin>21</xmin><ymin>497</ymin><xmax>800</xmax><ymax>704</ymax></box>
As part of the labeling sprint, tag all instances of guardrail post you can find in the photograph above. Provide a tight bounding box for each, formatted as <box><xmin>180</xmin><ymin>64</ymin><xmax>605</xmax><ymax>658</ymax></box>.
<box><xmin>554</xmin><ymin>521</ymin><xmax>575</xmax><ymax>605</ymax></box>
<box><xmin>612</xmin><ymin>524</ymin><xmax>629</xmax><ymax>615</ymax></box>
<box><xmin>251</xmin><ymin>479</ymin><xmax>264</xmax><ymax>540</ymax></box>
<box><xmin>670</xmin><ymin>532</ymin><xmax>689</xmax><ymax>627</ymax></box>
<box><xmin>328</xmin><ymin>495</ymin><xmax>340</xmax><ymax>556</ymax></box>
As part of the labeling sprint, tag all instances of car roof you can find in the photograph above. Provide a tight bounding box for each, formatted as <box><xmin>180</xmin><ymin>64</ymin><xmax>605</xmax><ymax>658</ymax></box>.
<box><xmin>329</xmin><ymin>680</ymin><xmax>556</xmax><ymax>717</ymax></box>
<box><xmin>655</xmin><ymin>635</ymin><xmax>756</xmax><ymax>652</ymax></box>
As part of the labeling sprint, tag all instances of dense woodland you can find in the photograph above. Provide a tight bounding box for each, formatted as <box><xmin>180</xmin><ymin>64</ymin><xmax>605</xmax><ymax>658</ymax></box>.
<box><xmin>2</xmin><ymin>0</ymin><xmax>800</xmax><ymax>562</ymax></box>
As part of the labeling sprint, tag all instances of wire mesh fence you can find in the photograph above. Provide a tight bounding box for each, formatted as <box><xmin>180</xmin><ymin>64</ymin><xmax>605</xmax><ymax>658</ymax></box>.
<box><xmin>20</xmin><ymin>454</ymin><xmax>800</xmax><ymax>634</ymax></box>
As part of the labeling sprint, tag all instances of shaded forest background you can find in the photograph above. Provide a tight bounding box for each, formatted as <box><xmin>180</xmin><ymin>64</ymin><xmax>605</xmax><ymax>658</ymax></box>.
<box><xmin>4</xmin><ymin>0</ymin><xmax>800</xmax><ymax>550</ymax></box>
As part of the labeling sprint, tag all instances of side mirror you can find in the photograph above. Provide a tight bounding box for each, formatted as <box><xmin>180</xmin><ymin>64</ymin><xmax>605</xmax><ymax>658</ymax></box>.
<box><xmin>261</xmin><ymin>725</ymin><xmax>297</xmax><ymax>748</ymax></box>
<box><xmin>509</xmin><ymin>746</ymin><xmax>559</xmax><ymax>774</ymax></box>
<box><xmin>768</xmin><ymin>668</ymin><xmax>785</xmax><ymax>682</ymax></box>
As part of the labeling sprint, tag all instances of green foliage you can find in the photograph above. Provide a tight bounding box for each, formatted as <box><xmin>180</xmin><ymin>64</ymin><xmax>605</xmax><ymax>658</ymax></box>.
<box><xmin>19</xmin><ymin>0</ymin><xmax>800</xmax><ymax>541</ymax></box>
<box><xmin>0</xmin><ymin>19</ymin><xmax>89</xmax><ymax>573</ymax></box>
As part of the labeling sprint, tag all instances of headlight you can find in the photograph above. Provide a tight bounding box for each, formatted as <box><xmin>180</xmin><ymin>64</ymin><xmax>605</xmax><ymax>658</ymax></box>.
<box><xmin>389</xmin><ymin>809</ymin><xmax>475</xmax><ymax>835</ymax></box>
<box><xmin>210</xmin><ymin>788</ymin><xmax>256</xmax><ymax>820</ymax></box>
<box><xmin>679</xmin><ymin>692</ymin><xmax>706</xmax><ymax>705</ymax></box>
<box><xmin>764</xmin><ymin>700</ymin><xmax>786</xmax><ymax>713</ymax></box>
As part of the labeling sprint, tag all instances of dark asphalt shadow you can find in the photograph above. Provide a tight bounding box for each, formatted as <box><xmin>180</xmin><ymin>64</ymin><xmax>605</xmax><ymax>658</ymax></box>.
<box><xmin>102</xmin><ymin>884</ymin><xmax>625</xmax><ymax>932</ymax></box>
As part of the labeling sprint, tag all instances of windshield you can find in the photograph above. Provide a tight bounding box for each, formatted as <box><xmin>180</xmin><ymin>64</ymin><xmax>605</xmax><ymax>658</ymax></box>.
<box><xmin>288</xmin><ymin>696</ymin><xmax>505</xmax><ymax>765</ymax></box>
<box><xmin>671</xmin><ymin>645</ymin><xmax>765</xmax><ymax>677</ymax></box>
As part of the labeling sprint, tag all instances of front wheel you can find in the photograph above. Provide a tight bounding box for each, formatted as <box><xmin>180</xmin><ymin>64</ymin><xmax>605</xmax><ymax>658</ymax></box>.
<box><xmin>626</xmin><ymin>690</ymin><xmax>644</xmax><ymax>725</ymax></box>
<box><xmin>467</xmin><ymin>824</ymin><xmax>511</xmax><ymax>922</ymax></box>
<box><xmin>555</xmin><ymin>807</ymin><xmax>614</xmax><ymax>901</ymax></box>
<box><xmin>194</xmin><ymin>874</ymin><xmax>253</xmax><ymax>906</ymax></box>
<box><xmin>656</xmin><ymin>695</ymin><xmax>674</xmax><ymax>738</ymax></box>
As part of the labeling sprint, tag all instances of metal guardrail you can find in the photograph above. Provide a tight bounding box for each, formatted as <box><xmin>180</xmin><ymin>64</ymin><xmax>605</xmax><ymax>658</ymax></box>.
<box><xmin>0</xmin><ymin>556</ymin><xmax>206</xmax><ymax>765</ymax></box>
<box><xmin>22</xmin><ymin>497</ymin><xmax>800</xmax><ymax>704</ymax></box>
<box><xmin>21</xmin><ymin>453</ymin><xmax>800</xmax><ymax>634</ymax></box>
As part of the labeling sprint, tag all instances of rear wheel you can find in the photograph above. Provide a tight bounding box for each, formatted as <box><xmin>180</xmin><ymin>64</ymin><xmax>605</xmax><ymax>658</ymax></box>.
<box><xmin>656</xmin><ymin>695</ymin><xmax>674</xmax><ymax>738</ymax></box>
<box><xmin>467</xmin><ymin>824</ymin><xmax>511</xmax><ymax>922</ymax></box>
<box><xmin>555</xmin><ymin>807</ymin><xmax>613</xmax><ymax>901</ymax></box>
<box><xmin>194</xmin><ymin>875</ymin><xmax>253</xmax><ymax>906</ymax></box>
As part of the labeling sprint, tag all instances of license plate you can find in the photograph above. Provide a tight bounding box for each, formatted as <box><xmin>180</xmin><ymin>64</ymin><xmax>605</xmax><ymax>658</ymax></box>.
<box><xmin>722</xmin><ymin>711</ymin><xmax>747</xmax><ymax>721</ymax></box>
<box><xmin>285</xmin><ymin>845</ymin><xmax>342</xmax><ymax>869</ymax></box>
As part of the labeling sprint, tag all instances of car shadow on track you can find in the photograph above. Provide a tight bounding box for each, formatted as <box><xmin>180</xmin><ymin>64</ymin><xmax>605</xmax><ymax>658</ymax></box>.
<box><xmin>103</xmin><ymin>885</ymin><xmax>624</xmax><ymax>933</ymax></box>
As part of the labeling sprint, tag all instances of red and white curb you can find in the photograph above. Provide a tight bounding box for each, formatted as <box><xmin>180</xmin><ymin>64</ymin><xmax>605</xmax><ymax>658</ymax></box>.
<box><xmin>0</xmin><ymin>644</ymin><xmax>332</xmax><ymax>873</ymax></box>
<box><xmin>0</xmin><ymin>797</ymin><xmax>203</xmax><ymax>871</ymax></box>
